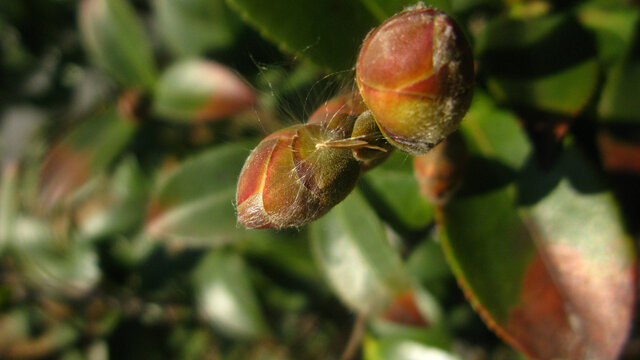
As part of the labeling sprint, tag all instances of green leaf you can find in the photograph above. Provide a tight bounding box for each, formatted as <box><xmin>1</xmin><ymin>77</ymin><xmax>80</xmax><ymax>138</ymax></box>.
<box><xmin>359</xmin><ymin>0</ymin><xmax>452</xmax><ymax>22</ymax></box>
<box><xmin>12</xmin><ymin>217</ymin><xmax>55</xmax><ymax>253</ymax></box>
<box><xmin>406</xmin><ymin>234</ymin><xmax>453</xmax><ymax>301</ymax></box>
<box><xmin>0</xmin><ymin>106</ymin><xmax>46</xmax><ymax>163</ymax></box>
<box><xmin>152</xmin><ymin>59</ymin><xmax>256</xmax><ymax>123</ymax></box>
<box><xmin>192</xmin><ymin>250</ymin><xmax>268</xmax><ymax>339</ymax></box>
<box><xmin>598</xmin><ymin>45</ymin><xmax>640</xmax><ymax>123</ymax></box>
<box><xmin>109</xmin><ymin>233</ymin><xmax>157</xmax><ymax>267</ymax></box>
<box><xmin>450</xmin><ymin>0</ymin><xmax>502</xmax><ymax>13</ymax></box>
<box><xmin>368</xmin><ymin>319</ymin><xmax>452</xmax><ymax>350</ymax></box>
<box><xmin>361</xmin><ymin>151</ymin><xmax>435</xmax><ymax>233</ymax></box>
<box><xmin>225</xmin><ymin>0</ymin><xmax>379</xmax><ymax>71</ymax></box>
<box><xmin>145</xmin><ymin>142</ymin><xmax>254</xmax><ymax>247</ymax></box>
<box><xmin>364</xmin><ymin>336</ymin><xmax>461</xmax><ymax>360</ymax></box>
<box><xmin>40</xmin><ymin>107</ymin><xmax>137</xmax><ymax>211</ymax></box>
<box><xmin>438</xmin><ymin>93</ymin><xmax>637</xmax><ymax>360</ymax></box>
<box><xmin>577</xmin><ymin>5</ymin><xmax>640</xmax><ymax>68</ymax></box>
<box><xmin>477</xmin><ymin>14</ymin><xmax>598</xmax><ymax>115</ymax></box>
<box><xmin>79</xmin><ymin>0</ymin><xmax>157</xmax><ymax>89</ymax></box>
<box><xmin>78</xmin><ymin>157</ymin><xmax>149</xmax><ymax>241</ymax></box>
<box><xmin>486</xmin><ymin>59</ymin><xmax>599</xmax><ymax>115</ymax></box>
<box><xmin>154</xmin><ymin>0</ymin><xmax>242</xmax><ymax>56</ymax></box>
<box><xmin>310</xmin><ymin>189</ymin><xmax>409</xmax><ymax>316</ymax></box>
<box><xmin>585</xmin><ymin>4</ymin><xmax>640</xmax><ymax>122</ymax></box>
<box><xmin>18</xmin><ymin>239</ymin><xmax>101</xmax><ymax>298</ymax></box>
<box><xmin>237</xmin><ymin>230</ymin><xmax>321</xmax><ymax>283</ymax></box>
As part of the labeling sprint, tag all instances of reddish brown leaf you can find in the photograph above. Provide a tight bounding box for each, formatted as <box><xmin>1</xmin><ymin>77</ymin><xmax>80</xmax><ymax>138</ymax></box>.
<box><xmin>598</xmin><ymin>132</ymin><xmax>640</xmax><ymax>175</ymax></box>
<box><xmin>382</xmin><ymin>290</ymin><xmax>428</xmax><ymax>327</ymax></box>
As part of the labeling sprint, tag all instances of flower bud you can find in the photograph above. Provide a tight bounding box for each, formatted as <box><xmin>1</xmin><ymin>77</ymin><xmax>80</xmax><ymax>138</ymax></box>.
<box><xmin>307</xmin><ymin>91</ymin><xmax>366</xmax><ymax>125</ymax></box>
<box><xmin>413</xmin><ymin>131</ymin><xmax>467</xmax><ymax>204</ymax></box>
<box><xmin>351</xmin><ymin>111</ymin><xmax>393</xmax><ymax>170</ymax></box>
<box><xmin>356</xmin><ymin>5</ymin><xmax>474</xmax><ymax>155</ymax></box>
<box><xmin>236</xmin><ymin>124</ymin><xmax>360</xmax><ymax>229</ymax></box>
<box><xmin>153</xmin><ymin>60</ymin><xmax>256</xmax><ymax>123</ymax></box>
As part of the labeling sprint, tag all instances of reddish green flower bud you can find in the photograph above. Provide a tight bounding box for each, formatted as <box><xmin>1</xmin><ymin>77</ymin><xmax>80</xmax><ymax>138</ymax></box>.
<box><xmin>311</xmin><ymin>112</ymin><xmax>357</xmax><ymax>140</ymax></box>
<box><xmin>236</xmin><ymin>124</ymin><xmax>360</xmax><ymax>229</ymax></box>
<box><xmin>413</xmin><ymin>131</ymin><xmax>467</xmax><ymax>204</ymax></box>
<box><xmin>153</xmin><ymin>60</ymin><xmax>256</xmax><ymax>123</ymax></box>
<box><xmin>307</xmin><ymin>91</ymin><xmax>366</xmax><ymax>126</ymax></box>
<box><xmin>350</xmin><ymin>111</ymin><xmax>393</xmax><ymax>170</ymax></box>
<box><xmin>356</xmin><ymin>5</ymin><xmax>474</xmax><ymax>155</ymax></box>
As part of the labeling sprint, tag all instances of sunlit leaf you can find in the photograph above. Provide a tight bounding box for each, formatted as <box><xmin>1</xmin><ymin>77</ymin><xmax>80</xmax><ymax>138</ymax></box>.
<box><xmin>476</xmin><ymin>14</ymin><xmax>598</xmax><ymax>115</ymax></box>
<box><xmin>0</xmin><ymin>106</ymin><xmax>46</xmax><ymax>163</ymax></box>
<box><xmin>192</xmin><ymin>250</ymin><xmax>268</xmax><ymax>339</ymax></box>
<box><xmin>486</xmin><ymin>59</ymin><xmax>598</xmax><ymax>115</ymax></box>
<box><xmin>11</xmin><ymin>217</ymin><xmax>54</xmax><ymax>253</ymax></box>
<box><xmin>78</xmin><ymin>0</ymin><xmax>157</xmax><ymax>89</ymax></box>
<box><xmin>18</xmin><ymin>239</ymin><xmax>101</xmax><ymax>298</ymax></box>
<box><xmin>145</xmin><ymin>142</ymin><xmax>254</xmax><ymax>247</ymax></box>
<box><xmin>438</xmin><ymin>93</ymin><xmax>637</xmax><ymax>360</ymax></box>
<box><xmin>364</xmin><ymin>336</ymin><xmax>461</xmax><ymax>360</ymax></box>
<box><xmin>226</xmin><ymin>0</ymin><xmax>378</xmax><ymax>71</ymax></box>
<box><xmin>310</xmin><ymin>189</ymin><xmax>410</xmax><ymax>316</ymax></box>
<box><xmin>153</xmin><ymin>0</ymin><xmax>242</xmax><ymax>56</ymax></box>
<box><xmin>598</xmin><ymin>44</ymin><xmax>640</xmax><ymax>123</ymax></box>
<box><xmin>368</xmin><ymin>318</ymin><xmax>453</xmax><ymax>351</ymax></box>
<box><xmin>577</xmin><ymin>5</ymin><xmax>639</xmax><ymax>67</ymax></box>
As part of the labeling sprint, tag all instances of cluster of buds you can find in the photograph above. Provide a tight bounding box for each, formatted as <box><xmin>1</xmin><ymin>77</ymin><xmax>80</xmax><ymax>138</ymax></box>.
<box><xmin>237</xmin><ymin>3</ymin><xmax>474</xmax><ymax>229</ymax></box>
<box><xmin>236</xmin><ymin>93</ymin><xmax>389</xmax><ymax>229</ymax></box>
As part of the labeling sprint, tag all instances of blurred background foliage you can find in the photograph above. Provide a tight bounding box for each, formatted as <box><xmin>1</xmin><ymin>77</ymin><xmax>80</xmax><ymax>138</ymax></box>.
<box><xmin>0</xmin><ymin>0</ymin><xmax>639</xmax><ymax>359</ymax></box>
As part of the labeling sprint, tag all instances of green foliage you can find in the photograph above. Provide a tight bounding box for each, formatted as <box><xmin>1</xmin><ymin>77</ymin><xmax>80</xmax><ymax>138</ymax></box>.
<box><xmin>192</xmin><ymin>250</ymin><xmax>269</xmax><ymax>338</ymax></box>
<box><xmin>1</xmin><ymin>0</ymin><xmax>639</xmax><ymax>359</ymax></box>
<box><xmin>311</xmin><ymin>190</ymin><xmax>410</xmax><ymax>316</ymax></box>
<box><xmin>225</xmin><ymin>0</ymin><xmax>379</xmax><ymax>71</ymax></box>
<box><xmin>78</xmin><ymin>0</ymin><xmax>158</xmax><ymax>89</ymax></box>
<box><xmin>145</xmin><ymin>141</ymin><xmax>254</xmax><ymax>246</ymax></box>
<box><xmin>361</xmin><ymin>151</ymin><xmax>435</xmax><ymax>232</ymax></box>
<box><xmin>153</xmin><ymin>0</ymin><xmax>242</xmax><ymax>56</ymax></box>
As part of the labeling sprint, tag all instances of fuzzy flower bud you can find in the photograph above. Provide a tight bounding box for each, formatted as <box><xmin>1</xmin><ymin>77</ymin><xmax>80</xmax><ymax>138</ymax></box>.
<box><xmin>236</xmin><ymin>124</ymin><xmax>361</xmax><ymax>229</ymax></box>
<box><xmin>356</xmin><ymin>5</ymin><xmax>474</xmax><ymax>155</ymax></box>
<box><xmin>307</xmin><ymin>91</ymin><xmax>366</xmax><ymax>125</ymax></box>
<box><xmin>350</xmin><ymin>111</ymin><xmax>393</xmax><ymax>170</ymax></box>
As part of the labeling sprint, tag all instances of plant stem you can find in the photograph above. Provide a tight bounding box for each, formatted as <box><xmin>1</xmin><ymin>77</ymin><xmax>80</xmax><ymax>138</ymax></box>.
<box><xmin>340</xmin><ymin>314</ymin><xmax>366</xmax><ymax>360</ymax></box>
